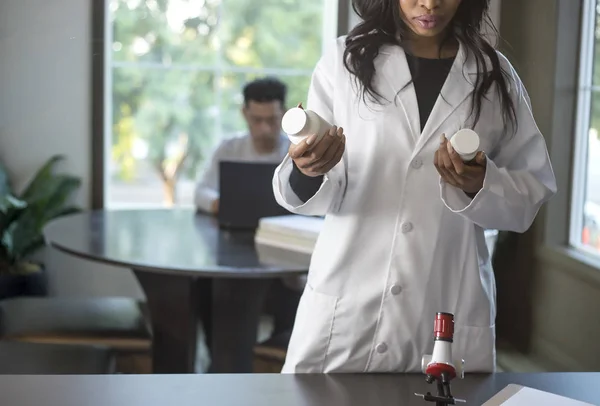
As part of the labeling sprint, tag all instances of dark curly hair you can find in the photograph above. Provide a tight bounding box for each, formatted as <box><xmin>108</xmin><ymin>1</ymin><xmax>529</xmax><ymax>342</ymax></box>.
<box><xmin>343</xmin><ymin>0</ymin><xmax>517</xmax><ymax>133</ymax></box>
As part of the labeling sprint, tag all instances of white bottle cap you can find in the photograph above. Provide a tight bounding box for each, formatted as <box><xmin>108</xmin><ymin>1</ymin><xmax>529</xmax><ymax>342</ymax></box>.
<box><xmin>282</xmin><ymin>107</ymin><xmax>309</xmax><ymax>136</ymax></box>
<box><xmin>450</xmin><ymin>129</ymin><xmax>480</xmax><ymax>161</ymax></box>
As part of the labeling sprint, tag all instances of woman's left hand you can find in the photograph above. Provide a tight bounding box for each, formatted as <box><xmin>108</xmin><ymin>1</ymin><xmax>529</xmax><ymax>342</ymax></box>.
<box><xmin>434</xmin><ymin>134</ymin><xmax>486</xmax><ymax>195</ymax></box>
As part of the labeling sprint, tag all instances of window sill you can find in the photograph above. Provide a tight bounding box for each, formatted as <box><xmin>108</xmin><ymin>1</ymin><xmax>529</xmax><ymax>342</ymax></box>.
<box><xmin>536</xmin><ymin>245</ymin><xmax>600</xmax><ymax>287</ymax></box>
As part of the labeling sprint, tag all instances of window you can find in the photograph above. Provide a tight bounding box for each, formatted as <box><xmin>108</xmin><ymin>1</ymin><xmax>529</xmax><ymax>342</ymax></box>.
<box><xmin>101</xmin><ymin>0</ymin><xmax>340</xmax><ymax>208</ymax></box>
<box><xmin>571</xmin><ymin>0</ymin><xmax>600</xmax><ymax>257</ymax></box>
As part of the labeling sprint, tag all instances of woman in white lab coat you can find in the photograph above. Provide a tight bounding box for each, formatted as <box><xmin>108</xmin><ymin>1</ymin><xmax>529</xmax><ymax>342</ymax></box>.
<box><xmin>272</xmin><ymin>0</ymin><xmax>557</xmax><ymax>373</ymax></box>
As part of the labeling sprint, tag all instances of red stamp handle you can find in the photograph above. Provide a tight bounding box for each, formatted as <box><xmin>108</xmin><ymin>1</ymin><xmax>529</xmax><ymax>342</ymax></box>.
<box><xmin>433</xmin><ymin>312</ymin><xmax>454</xmax><ymax>341</ymax></box>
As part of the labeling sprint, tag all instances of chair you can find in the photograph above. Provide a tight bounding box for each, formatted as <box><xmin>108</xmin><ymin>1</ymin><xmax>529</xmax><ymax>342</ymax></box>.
<box><xmin>0</xmin><ymin>297</ymin><xmax>152</xmax><ymax>373</ymax></box>
<box><xmin>0</xmin><ymin>341</ymin><xmax>114</xmax><ymax>374</ymax></box>
<box><xmin>253</xmin><ymin>330</ymin><xmax>291</xmax><ymax>373</ymax></box>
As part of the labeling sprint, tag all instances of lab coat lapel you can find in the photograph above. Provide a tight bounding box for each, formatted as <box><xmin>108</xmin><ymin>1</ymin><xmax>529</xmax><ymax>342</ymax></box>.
<box><xmin>414</xmin><ymin>43</ymin><xmax>478</xmax><ymax>154</ymax></box>
<box><xmin>377</xmin><ymin>46</ymin><xmax>421</xmax><ymax>143</ymax></box>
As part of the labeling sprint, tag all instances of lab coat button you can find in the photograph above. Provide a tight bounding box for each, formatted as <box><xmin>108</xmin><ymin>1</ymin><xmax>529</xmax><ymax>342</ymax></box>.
<box><xmin>401</xmin><ymin>222</ymin><xmax>413</xmax><ymax>233</ymax></box>
<box><xmin>376</xmin><ymin>342</ymin><xmax>388</xmax><ymax>354</ymax></box>
<box><xmin>411</xmin><ymin>158</ymin><xmax>423</xmax><ymax>169</ymax></box>
<box><xmin>390</xmin><ymin>285</ymin><xmax>402</xmax><ymax>295</ymax></box>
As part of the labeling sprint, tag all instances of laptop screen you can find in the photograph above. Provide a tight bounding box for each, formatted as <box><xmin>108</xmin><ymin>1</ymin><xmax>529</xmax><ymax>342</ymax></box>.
<box><xmin>218</xmin><ymin>161</ymin><xmax>290</xmax><ymax>229</ymax></box>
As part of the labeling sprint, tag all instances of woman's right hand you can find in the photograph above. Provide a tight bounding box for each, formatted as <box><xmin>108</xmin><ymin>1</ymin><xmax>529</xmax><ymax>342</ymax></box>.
<box><xmin>289</xmin><ymin>126</ymin><xmax>346</xmax><ymax>177</ymax></box>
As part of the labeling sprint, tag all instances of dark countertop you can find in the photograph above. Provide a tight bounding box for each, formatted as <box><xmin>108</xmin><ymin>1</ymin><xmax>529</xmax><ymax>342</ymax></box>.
<box><xmin>1</xmin><ymin>372</ymin><xmax>598</xmax><ymax>406</ymax></box>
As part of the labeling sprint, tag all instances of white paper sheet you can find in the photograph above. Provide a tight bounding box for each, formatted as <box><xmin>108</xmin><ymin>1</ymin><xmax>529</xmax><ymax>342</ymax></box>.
<box><xmin>485</xmin><ymin>384</ymin><xmax>595</xmax><ymax>406</ymax></box>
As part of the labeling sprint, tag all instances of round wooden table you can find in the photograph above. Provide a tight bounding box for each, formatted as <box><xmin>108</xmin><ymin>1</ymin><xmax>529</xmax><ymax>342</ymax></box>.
<box><xmin>43</xmin><ymin>209</ymin><xmax>308</xmax><ymax>373</ymax></box>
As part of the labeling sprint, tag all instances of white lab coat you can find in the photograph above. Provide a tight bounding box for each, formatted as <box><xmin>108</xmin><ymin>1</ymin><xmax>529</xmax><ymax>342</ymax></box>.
<box><xmin>272</xmin><ymin>37</ymin><xmax>557</xmax><ymax>373</ymax></box>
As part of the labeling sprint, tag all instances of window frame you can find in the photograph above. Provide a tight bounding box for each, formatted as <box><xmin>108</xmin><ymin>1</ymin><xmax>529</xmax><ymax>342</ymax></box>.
<box><xmin>91</xmin><ymin>0</ymin><xmax>350</xmax><ymax>210</ymax></box>
<box><xmin>569</xmin><ymin>0</ymin><xmax>600</xmax><ymax>258</ymax></box>
<box><xmin>91</xmin><ymin>0</ymin><xmax>106</xmax><ymax>210</ymax></box>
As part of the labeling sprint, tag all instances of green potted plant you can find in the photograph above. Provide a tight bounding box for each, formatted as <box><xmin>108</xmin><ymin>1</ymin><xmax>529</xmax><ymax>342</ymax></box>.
<box><xmin>0</xmin><ymin>155</ymin><xmax>81</xmax><ymax>300</ymax></box>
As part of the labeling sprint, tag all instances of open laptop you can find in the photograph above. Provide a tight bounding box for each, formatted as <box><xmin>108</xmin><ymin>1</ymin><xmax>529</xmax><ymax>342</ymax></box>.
<box><xmin>218</xmin><ymin>160</ymin><xmax>291</xmax><ymax>229</ymax></box>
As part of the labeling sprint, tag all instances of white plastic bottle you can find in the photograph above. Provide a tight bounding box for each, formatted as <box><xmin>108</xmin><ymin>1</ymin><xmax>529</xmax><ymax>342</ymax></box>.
<box><xmin>281</xmin><ymin>104</ymin><xmax>333</xmax><ymax>145</ymax></box>
<box><xmin>450</xmin><ymin>129</ymin><xmax>480</xmax><ymax>161</ymax></box>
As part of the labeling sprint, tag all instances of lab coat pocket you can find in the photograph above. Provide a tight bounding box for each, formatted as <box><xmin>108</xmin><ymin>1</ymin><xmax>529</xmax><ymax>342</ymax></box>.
<box><xmin>283</xmin><ymin>284</ymin><xmax>339</xmax><ymax>373</ymax></box>
<box><xmin>453</xmin><ymin>324</ymin><xmax>496</xmax><ymax>374</ymax></box>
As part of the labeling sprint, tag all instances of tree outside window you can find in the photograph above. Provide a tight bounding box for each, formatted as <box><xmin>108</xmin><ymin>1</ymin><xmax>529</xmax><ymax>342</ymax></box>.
<box><xmin>105</xmin><ymin>0</ymin><xmax>332</xmax><ymax>207</ymax></box>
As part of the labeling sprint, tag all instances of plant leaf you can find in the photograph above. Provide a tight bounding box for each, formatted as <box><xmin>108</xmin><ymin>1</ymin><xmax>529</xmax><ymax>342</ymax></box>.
<box><xmin>0</xmin><ymin>154</ymin><xmax>81</xmax><ymax>265</ymax></box>
<box><xmin>20</xmin><ymin>155</ymin><xmax>65</xmax><ymax>201</ymax></box>
<box><xmin>16</xmin><ymin>204</ymin><xmax>82</xmax><ymax>261</ymax></box>
<box><xmin>2</xmin><ymin>213</ymin><xmax>37</xmax><ymax>262</ymax></box>
<box><xmin>21</xmin><ymin>174</ymin><xmax>80</xmax><ymax>211</ymax></box>
<box><xmin>40</xmin><ymin>176</ymin><xmax>82</xmax><ymax>222</ymax></box>
<box><xmin>3</xmin><ymin>176</ymin><xmax>81</xmax><ymax>262</ymax></box>
<box><xmin>0</xmin><ymin>195</ymin><xmax>27</xmax><ymax>214</ymax></box>
<box><xmin>1</xmin><ymin>226</ymin><xmax>15</xmax><ymax>260</ymax></box>
<box><xmin>0</xmin><ymin>195</ymin><xmax>27</xmax><ymax>238</ymax></box>
<box><xmin>2</xmin><ymin>205</ymin><xmax>55</xmax><ymax>263</ymax></box>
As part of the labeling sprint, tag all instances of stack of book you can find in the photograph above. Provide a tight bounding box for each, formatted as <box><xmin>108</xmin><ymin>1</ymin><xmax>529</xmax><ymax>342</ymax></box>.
<box><xmin>255</xmin><ymin>215</ymin><xmax>500</xmax><ymax>267</ymax></box>
<box><xmin>254</xmin><ymin>214</ymin><xmax>323</xmax><ymax>268</ymax></box>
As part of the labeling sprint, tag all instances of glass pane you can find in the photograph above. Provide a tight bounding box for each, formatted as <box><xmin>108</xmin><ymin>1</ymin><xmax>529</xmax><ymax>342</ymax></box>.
<box><xmin>595</xmin><ymin>0</ymin><xmax>600</xmax><ymax>85</ymax></box>
<box><xmin>110</xmin><ymin>0</ymin><xmax>221</xmax><ymax>65</ymax></box>
<box><xmin>581</xmin><ymin>92</ymin><xmax>600</xmax><ymax>252</ymax></box>
<box><xmin>107</xmin><ymin>0</ymin><xmax>329</xmax><ymax>208</ymax></box>
<box><xmin>218</xmin><ymin>72</ymin><xmax>255</xmax><ymax>137</ymax></box>
<box><xmin>282</xmin><ymin>75</ymin><xmax>315</xmax><ymax>108</ymax></box>
<box><xmin>220</xmin><ymin>0</ymin><xmax>326</xmax><ymax>70</ymax></box>
<box><xmin>108</xmin><ymin>67</ymin><xmax>218</xmax><ymax>207</ymax></box>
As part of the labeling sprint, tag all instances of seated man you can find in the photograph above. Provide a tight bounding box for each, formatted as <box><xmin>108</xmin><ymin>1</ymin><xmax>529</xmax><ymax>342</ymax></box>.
<box><xmin>194</xmin><ymin>76</ymin><xmax>301</xmax><ymax>338</ymax></box>
<box><xmin>194</xmin><ymin>77</ymin><xmax>290</xmax><ymax>214</ymax></box>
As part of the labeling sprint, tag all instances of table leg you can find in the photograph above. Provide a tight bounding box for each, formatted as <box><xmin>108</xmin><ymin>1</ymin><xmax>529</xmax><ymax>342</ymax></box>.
<box><xmin>134</xmin><ymin>270</ymin><xmax>198</xmax><ymax>373</ymax></box>
<box><xmin>195</xmin><ymin>277</ymin><xmax>213</xmax><ymax>354</ymax></box>
<box><xmin>208</xmin><ymin>278</ymin><xmax>272</xmax><ymax>373</ymax></box>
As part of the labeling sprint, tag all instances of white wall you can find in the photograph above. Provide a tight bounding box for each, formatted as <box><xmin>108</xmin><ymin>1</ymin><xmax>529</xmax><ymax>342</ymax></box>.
<box><xmin>487</xmin><ymin>0</ymin><xmax>502</xmax><ymax>45</ymax></box>
<box><xmin>0</xmin><ymin>0</ymin><xmax>144</xmax><ymax>299</ymax></box>
<box><xmin>489</xmin><ymin>0</ymin><xmax>502</xmax><ymax>28</ymax></box>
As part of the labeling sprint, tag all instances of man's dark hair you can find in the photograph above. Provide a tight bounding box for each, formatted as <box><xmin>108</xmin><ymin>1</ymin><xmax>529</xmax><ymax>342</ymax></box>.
<box><xmin>243</xmin><ymin>77</ymin><xmax>287</xmax><ymax>107</ymax></box>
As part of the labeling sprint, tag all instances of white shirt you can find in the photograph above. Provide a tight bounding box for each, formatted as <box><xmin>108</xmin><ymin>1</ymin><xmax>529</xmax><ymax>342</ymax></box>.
<box><xmin>194</xmin><ymin>133</ymin><xmax>290</xmax><ymax>212</ymax></box>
